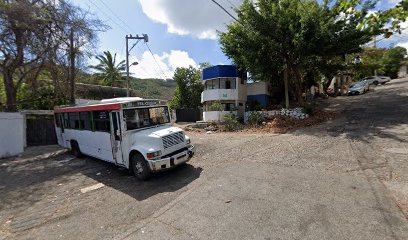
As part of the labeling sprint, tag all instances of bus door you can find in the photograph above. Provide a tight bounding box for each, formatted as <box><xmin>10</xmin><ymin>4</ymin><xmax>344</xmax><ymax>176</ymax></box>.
<box><xmin>56</xmin><ymin>114</ymin><xmax>64</xmax><ymax>146</ymax></box>
<box><xmin>110</xmin><ymin>111</ymin><xmax>125</xmax><ymax>165</ymax></box>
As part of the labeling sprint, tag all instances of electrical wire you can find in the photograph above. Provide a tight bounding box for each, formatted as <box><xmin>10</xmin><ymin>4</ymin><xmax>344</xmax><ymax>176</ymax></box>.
<box><xmin>87</xmin><ymin>0</ymin><xmax>129</xmax><ymax>35</ymax></box>
<box><xmin>145</xmin><ymin>43</ymin><xmax>170</xmax><ymax>79</ymax></box>
<box><xmin>90</xmin><ymin>0</ymin><xmax>168</xmax><ymax>79</ymax></box>
<box><xmin>224</xmin><ymin>0</ymin><xmax>237</xmax><ymax>9</ymax></box>
<box><xmin>97</xmin><ymin>0</ymin><xmax>135</xmax><ymax>34</ymax></box>
<box><xmin>210</xmin><ymin>0</ymin><xmax>242</xmax><ymax>25</ymax></box>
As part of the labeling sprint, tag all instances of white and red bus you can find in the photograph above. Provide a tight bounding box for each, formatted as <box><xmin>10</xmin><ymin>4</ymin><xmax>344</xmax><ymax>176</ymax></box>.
<box><xmin>54</xmin><ymin>97</ymin><xmax>194</xmax><ymax>180</ymax></box>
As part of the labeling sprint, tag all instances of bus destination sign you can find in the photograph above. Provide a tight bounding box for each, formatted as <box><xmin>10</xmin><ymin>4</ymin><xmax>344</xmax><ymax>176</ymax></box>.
<box><xmin>123</xmin><ymin>100</ymin><xmax>166</xmax><ymax>108</ymax></box>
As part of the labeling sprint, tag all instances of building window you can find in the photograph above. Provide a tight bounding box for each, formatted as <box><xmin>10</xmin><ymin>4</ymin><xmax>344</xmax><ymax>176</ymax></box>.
<box><xmin>226</xmin><ymin>80</ymin><xmax>231</xmax><ymax>89</ymax></box>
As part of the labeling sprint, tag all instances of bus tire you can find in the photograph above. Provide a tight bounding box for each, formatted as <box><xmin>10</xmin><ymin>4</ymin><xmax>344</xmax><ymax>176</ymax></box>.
<box><xmin>71</xmin><ymin>140</ymin><xmax>83</xmax><ymax>158</ymax></box>
<box><xmin>131</xmin><ymin>153</ymin><xmax>151</xmax><ymax>180</ymax></box>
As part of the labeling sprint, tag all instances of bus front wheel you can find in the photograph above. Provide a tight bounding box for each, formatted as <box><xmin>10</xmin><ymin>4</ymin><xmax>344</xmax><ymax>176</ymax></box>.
<box><xmin>131</xmin><ymin>153</ymin><xmax>151</xmax><ymax>180</ymax></box>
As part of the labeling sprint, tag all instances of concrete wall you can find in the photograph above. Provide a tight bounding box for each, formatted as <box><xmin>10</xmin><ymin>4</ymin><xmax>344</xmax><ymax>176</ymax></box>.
<box><xmin>247</xmin><ymin>81</ymin><xmax>269</xmax><ymax>96</ymax></box>
<box><xmin>398</xmin><ymin>65</ymin><xmax>408</xmax><ymax>78</ymax></box>
<box><xmin>203</xmin><ymin>111</ymin><xmax>237</xmax><ymax>122</ymax></box>
<box><xmin>0</xmin><ymin>112</ymin><xmax>24</xmax><ymax>158</ymax></box>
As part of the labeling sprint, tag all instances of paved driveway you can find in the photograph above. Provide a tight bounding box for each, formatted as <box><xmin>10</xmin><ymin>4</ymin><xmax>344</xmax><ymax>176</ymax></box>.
<box><xmin>1</xmin><ymin>79</ymin><xmax>408</xmax><ymax>240</ymax></box>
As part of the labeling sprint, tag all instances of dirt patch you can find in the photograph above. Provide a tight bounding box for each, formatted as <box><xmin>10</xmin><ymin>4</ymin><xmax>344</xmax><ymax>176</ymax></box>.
<box><xmin>242</xmin><ymin>110</ymin><xmax>337</xmax><ymax>134</ymax></box>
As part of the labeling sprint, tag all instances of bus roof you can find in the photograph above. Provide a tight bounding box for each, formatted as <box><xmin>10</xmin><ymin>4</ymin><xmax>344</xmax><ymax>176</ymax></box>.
<box><xmin>54</xmin><ymin>97</ymin><xmax>167</xmax><ymax>113</ymax></box>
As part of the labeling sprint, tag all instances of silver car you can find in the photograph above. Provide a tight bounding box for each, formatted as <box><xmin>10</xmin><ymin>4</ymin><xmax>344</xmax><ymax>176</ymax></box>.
<box><xmin>362</xmin><ymin>76</ymin><xmax>391</xmax><ymax>85</ymax></box>
<box><xmin>348</xmin><ymin>81</ymin><xmax>369</xmax><ymax>95</ymax></box>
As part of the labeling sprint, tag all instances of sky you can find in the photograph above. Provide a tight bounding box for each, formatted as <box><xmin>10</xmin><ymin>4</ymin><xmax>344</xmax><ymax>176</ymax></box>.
<box><xmin>72</xmin><ymin>0</ymin><xmax>408</xmax><ymax>79</ymax></box>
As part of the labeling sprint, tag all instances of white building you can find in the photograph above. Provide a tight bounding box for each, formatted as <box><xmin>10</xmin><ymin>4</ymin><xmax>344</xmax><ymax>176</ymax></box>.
<box><xmin>201</xmin><ymin>65</ymin><xmax>247</xmax><ymax>122</ymax></box>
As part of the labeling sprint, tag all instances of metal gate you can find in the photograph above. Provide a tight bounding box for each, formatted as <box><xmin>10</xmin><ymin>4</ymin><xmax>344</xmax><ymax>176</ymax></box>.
<box><xmin>26</xmin><ymin>116</ymin><xmax>57</xmax><ymax>146</ymax></box>
<box><xmin>175</xmin><ymin>109</ymin><xmax>202</xmax><ymax>122</ymax></box>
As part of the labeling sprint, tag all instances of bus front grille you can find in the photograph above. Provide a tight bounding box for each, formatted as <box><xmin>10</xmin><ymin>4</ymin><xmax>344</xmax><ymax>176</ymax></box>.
<box><xmin>162</xmin><ymin>132</ymin><xmax>185</xmax><ymax>149</ymax></box>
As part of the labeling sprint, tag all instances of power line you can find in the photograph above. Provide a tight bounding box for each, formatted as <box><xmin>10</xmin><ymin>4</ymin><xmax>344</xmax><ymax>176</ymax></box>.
<box><xmin>224</xmin><ymin>0</ymin><xmax>237</xmax><ymax>9</ymax></box>
<box><xmin>145</xmin><ymin>43</ymin><xmax>170</xmax><ymax>79</ymax></box>
<box><xmin>210</xmin><ymin>0</ymin><xmax>242</xmax><ymax>25</ymax></box>
<box><xmin>135</xmin><ymin>45</ymin><xmax>163</xmax><ymax>78</ymax></box>
<box><xmin>97</xmin><ymin>0</ymin><xmax>135</xmax><ymax>33</ymax></box>
<box><xmin>87</xmin><ymin>0</ymin><xmax>129</xmax><ymax>35</ymax></box>
<box><xmin>89</xmin><ymin>0</ymin><xmax>169</xmax><ymax>79</ymax></box>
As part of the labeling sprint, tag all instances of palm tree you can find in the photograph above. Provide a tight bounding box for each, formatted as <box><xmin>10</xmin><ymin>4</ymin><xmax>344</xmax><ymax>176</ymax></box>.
<box><xmin>90</xmin><ymin>51</ymin><xmax>126</xmax><ymax>87</ymax></box>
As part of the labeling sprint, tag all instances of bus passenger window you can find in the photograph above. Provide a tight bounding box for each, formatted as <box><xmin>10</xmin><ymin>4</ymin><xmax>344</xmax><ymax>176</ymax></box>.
<box><xmin>63</xmin><ymin>113</ymin><xmax>70</xmax><ymax>128</ymax></box>
<box><xmin>93</xmin><ymin>111</ymin><xmax>110</xmax><ymax>132</ymax></box>
<box><xmin>69</xmin><ymin>112</ymin><xmax>80</xmax><ymax>129</ymax></box>
<box><xmin>80</xmin><ymin>112</ymin><xmax>92</xmax><ymax>130</ymax></box>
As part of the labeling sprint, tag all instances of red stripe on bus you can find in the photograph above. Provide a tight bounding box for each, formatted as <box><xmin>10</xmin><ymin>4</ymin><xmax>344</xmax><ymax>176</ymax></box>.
<box><xmin>54</xmin><ymin>103</ymin><xmax>121</xmax><ymax>113</ymax></box>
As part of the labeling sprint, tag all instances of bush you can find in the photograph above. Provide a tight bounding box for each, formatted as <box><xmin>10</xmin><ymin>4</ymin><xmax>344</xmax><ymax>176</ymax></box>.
<box><xmin>209</xmin><ymin>101</ymin><xmax>223</xmax><ymax>111</ymax></box>
<box><xmin>223</xmin><ymin>113</ymin><xmax>239</xmax><ymax>131</ymax></box>
<box><xmin>247</xmin><ymin>111</ymin><xmax>263</xmax><ymax>127</ymax></box>
<box><xmin>303</xmin><ymin>105</ymin><xmax>314</xmax><ymax>115</ymax></box>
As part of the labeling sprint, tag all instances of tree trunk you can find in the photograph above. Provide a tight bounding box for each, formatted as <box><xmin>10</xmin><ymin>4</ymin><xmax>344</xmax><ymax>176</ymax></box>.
<box><xmin>296</xmin><ymin>70</ymin><xmax>304</xmax><ymax>106</ymax></box>
<box><xmin>283</xmin><ymin>62</ymin><xmax>289</xmax><ymax>109</ymax></box>
<box><xmin>69</xmin><ymin>28</ymin><xmax>76</xmax><ymax>105</ymax></box>
<box><xmin>3</xmin><ymin>71</ymin><xmax>17</xmax><ymax>112</ymax></box>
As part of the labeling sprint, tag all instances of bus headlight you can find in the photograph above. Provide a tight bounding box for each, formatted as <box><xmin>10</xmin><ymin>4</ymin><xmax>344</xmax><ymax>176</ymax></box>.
<box><xmin>147</xmin><ymin>150</ymin><xmax>162</xmax><ymax>159</ymax></box>
<box><xmin>186</xmin><ymin>138</ymin><xmax>191</xmax><ymax>144</ymax></box>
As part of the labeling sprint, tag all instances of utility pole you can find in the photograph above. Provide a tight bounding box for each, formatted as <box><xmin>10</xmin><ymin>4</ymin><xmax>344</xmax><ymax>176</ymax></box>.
<box><xmin>126</xmin><ymin>34</ymin><xmax>148</xmax><ymax>97</ymax></box>
<box><xmin>69</xmin><ymin>28</ymin><xmax>75</xmax><ymax>105</ymax></box>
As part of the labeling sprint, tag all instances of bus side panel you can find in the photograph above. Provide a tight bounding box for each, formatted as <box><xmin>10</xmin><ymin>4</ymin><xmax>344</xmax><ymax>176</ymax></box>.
<box><xmin>64</xmin><ymin>129</ymin><xmax>115</xmax><ymax>163</ymax></box>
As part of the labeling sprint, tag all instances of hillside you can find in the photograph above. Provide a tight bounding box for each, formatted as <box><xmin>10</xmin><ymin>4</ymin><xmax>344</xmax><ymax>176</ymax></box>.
<box><xmin>130</xmin><ymin>78</ymin><xmax>176</xmax><ymax>100</ymax></box>
<box><xmin>76</xmin><ymin>71</ymin><xmax>177</xmax><ymax>100</ymax></box>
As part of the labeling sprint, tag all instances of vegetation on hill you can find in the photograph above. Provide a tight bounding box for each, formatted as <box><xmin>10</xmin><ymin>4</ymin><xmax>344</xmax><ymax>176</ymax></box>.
<box><xmin>130</xmin><ymin>78</ymin><xmax>176</xmax><ymax>100</ymax></box>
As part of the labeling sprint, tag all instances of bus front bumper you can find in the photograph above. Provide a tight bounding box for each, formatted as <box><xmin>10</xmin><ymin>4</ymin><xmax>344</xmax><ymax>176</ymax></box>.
<box><xmin>147</xmin><ymin>145</ymin><xmax>195</xmax><ymax>172</ymax></box>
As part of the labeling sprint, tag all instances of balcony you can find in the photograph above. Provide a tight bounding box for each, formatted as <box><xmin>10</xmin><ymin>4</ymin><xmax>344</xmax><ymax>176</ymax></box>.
<box><xmin>201</xmin><ymin>89</ymin><xmax>238</xmax><ymax>103</ymax></box>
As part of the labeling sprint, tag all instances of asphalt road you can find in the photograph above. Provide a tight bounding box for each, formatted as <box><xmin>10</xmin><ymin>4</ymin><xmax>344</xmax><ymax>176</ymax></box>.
<box><xmin>1</xmin><ymin>78</ymin><xmax>407</xmax><ymax>240</ymax></box>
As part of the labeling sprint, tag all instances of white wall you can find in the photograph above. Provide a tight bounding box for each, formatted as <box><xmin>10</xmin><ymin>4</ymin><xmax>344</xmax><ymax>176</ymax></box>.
<box><xmin>0</xmin><ymin>112</ymin><xmax>24</xmax><ymax>158</ymax></box>
<box><xmin>203</xmin><ymin>111</ymin><xmax>237</xmax><ymax>122</ymax></box>
<box><xmin>398</xmin><ymin>65</ymin><xmax>408</xmax><ymax>78</ymax></box>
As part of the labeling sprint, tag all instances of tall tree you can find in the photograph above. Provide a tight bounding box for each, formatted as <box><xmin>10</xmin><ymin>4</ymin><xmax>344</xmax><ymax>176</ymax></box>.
<box><xmin>219</xmin><ymin>0</ymin><xmax>407</xmax><ymax>106</ymax></box>
<box><xmin>169</xmin><ymin>66</ymin><xmax>203</xmax><ymax>109</ymax></box>
<box><xmin>381</xmin><ymin>46</ymin><xmax>407</xmax><ymax>78</ymax></box>
<box><xmin>0</xmin><ymin>0</ymin><xmax>106</xmax><ymax>111</ymax></box>
<box><xmin>90</xmin><ymin>51</ymin><xmax>126</xmax><ymax>87</ymax></box>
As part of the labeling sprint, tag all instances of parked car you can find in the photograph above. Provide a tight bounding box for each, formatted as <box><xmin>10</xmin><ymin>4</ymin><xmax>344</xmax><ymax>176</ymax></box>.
<box><xmin>348</xmin><ymin>81</ymin><xmax>370</xmax><ymax>95</ymax></box>
<box><xmin>362</xmin><ymin>76</ymin><xmax>391</xmax><ymax>85</ymax></box>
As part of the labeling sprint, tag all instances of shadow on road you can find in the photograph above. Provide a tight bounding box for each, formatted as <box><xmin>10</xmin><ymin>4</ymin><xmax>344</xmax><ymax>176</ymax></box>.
<box><xmin>0</xmin><ymin>149</ymin><xmax>202</xmax><ymax>211</ymax></box>
<box><xmin>81</xmin><ymin>156</ymin><xmax>202</xmax><ymax>201</ymax></box>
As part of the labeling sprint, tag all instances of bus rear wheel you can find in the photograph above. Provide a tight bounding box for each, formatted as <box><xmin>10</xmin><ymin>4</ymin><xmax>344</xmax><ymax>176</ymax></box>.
<box><xmin>131</xmin><ymin>153</ymin><xmax>151</xmax><ymax>180</ymax></box>
<box><xmin>71</xmin><ymin>141</ymin><xmax>83</xmax><ymax>158</ymax></box>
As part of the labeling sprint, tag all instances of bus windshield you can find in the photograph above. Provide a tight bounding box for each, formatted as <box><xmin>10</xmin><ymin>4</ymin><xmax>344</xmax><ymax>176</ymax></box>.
<box><xmin>124</xmin><ymin>106</ymin><xmax>170</xmax><ymax>131</ymax></box>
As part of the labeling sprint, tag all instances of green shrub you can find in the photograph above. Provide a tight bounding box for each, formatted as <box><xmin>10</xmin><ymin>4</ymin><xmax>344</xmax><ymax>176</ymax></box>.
<box><xmin>303</xmin><ymin>105</ymin><xmax>314</xmax><ymax>115</ymax></box>
<box><xmin>223</xmin><ymin>113</ymin><xmax>239</xmax><ymax>131</ymax></box>
<box><xmin>247</xmin><ymin>111</ymin><xmax>263</xmax><ymax>127</ymax></box>
<box><xmin>209</xmin><ymin>100</ymin><xmax>223</xmax><ymax>111</ymax></box>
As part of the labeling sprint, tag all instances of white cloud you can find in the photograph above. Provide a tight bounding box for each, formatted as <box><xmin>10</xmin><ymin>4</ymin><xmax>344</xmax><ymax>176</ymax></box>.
<box><xmin>396</xmin><ymin>41</ymin><xmax>408</xmax><ymax>52</ymax></box>
<box><xmin>377</xmin><ymin>21</ymin><xmax>408</xmax><ymax>48</ymax></box>
<box><xmin>129</xmin><ymin>50</ymin><xmax>197</xmax><ymax>79</ymax></box>
<box><xmin>139</xmin><ymin>0</ymin><xmax>242</xmax><ymax>39</ymax></box>
<box><xmin>377</xmin><ymin>0</ymin><xmax>400</xmax><ymax>8</ymax></box>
